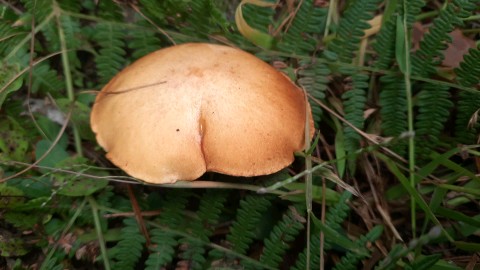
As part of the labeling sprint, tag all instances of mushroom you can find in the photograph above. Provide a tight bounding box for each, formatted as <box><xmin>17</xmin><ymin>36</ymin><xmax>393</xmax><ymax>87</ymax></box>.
<box><xmin>90</xmin><ymin>43</ymin><xmax>314</xmax><ymax>184</ymax></box>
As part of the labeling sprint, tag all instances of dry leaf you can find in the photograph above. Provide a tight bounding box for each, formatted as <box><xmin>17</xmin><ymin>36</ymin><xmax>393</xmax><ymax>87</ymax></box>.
<box><xmin>442</xmin><ymin>29</ymin><xmax>476</xmax><ymax>68</ymax></box>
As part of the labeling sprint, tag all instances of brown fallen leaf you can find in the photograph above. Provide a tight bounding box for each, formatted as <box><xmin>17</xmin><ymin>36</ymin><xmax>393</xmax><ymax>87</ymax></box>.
<box><xmin>442</xmin><ymin>29</ymin><xmax>476</xmax><ymax>68</ymax></box>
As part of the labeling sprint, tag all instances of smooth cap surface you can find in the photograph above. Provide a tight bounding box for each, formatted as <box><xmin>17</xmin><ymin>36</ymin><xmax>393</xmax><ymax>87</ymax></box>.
<box><xmin>90</xmin><ymin>43</ymin><xmax>314</xmax><ymax>184</ymax></box>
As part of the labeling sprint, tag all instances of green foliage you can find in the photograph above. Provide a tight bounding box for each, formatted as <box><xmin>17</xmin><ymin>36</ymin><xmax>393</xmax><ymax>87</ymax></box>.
<box><xmin>145</xmin><ymin>190</ymin><xmax>189</xmax><ymax>269</ymax></box>
<box><xmin>325</xmin><ymin>0</ymin><xmax>382</xmax><ymax>63</ymax></box>
<box><xmin>298</xmin><ymin>60</ymin><xmax>330</xmax><ymax>124</ymax></box>
<box><xmin>333</xmin><ymin>225</ymin><xmax>383</xmax><ymax>270</ymax></box>
<box><xmin>93</xmin><ymin>23</ymin><xmax>127</xmax><ymax>86</ymax></box>
<box><xmin>342</xmin><ymin>73</ymin><xmax>369</xmax><ymax>166</ymax></box>
<box><xmin>128</xmin><ymin>28</ymin><xmax>163</xmax><ymax>60</ymax></box>
<box><xmin>226</xmin><ymin>194</ymin><xmax>272</xmax><ymax>255</ymax></box>
<box><xmin>373</xmin><ymin>0</ymin><xmax>425</xmax><ymax>69</ymax></box>
<box><xmin>277</xmin><ymin>1</ymin><xmax>327</xmax><ymax>54</ymax></box>
<box><xmin>292</xmin><ymin>192</ymin><xmax>352</xmax><ymax>270</ymax></box>
<box><xmin>177</xmin><ymin>190</ymin><xmax>228</xmax><ymax>269</ymax></box>
<box><xmin>415</xmin><ymin>83</ymin><xmax>453</xmax><ymax>158</ymax></box>
<box><xmin>412</xmin><ymin>0</ymin><xmax>480</xmax><ymax>76</ymax></box>
<box><xmin>111</xmin><ymin>218</ymin><xmax>146</xmax><ymax>269</ymax></box>
<box><xmin>454</xmin><ymin>47</ymin><xmax>480</xmax><ymax>143</ymax></box>
<box><xmin>378</xmin><ymin>74</ymin><xmax>408</xmax><ymax>155</ymax></box>
<box><xmin>259</xmin><ymin>205</ymin><xmax>305</xmax><ymax>268</ymax></box>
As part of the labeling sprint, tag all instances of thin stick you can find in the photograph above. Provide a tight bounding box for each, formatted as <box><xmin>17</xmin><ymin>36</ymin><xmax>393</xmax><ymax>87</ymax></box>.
<box><xmin>127</xmin><ymin>185</ymin><xmax>151</xmax><ymax>247</ymax></box>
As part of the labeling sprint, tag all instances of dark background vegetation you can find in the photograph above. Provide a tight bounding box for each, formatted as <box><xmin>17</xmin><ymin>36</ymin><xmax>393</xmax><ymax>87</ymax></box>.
<box><xmin>0</xmin><ymin>0</ymin><xmax>479</xmax><ymax>269</ymax></box>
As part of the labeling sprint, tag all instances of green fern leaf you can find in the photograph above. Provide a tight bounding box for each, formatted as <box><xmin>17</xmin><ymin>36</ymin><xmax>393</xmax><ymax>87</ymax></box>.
<box><xmin>454</xmin><ymin>47</ymin><xmax>480</xmax><ymax>143</ymax></box>
<box><xmin>277</xmin><ymin>0</ymin><xmax>327</xmax><ymax>54</ymax></box>
<box><xmin>145</xmin><ymin>190</ymin><xmax>190</xmax><ymax>269</ymax></box>
<box><xmin>259</xmin><ymin>205</ymin><xmax>305</xmax><ymax>268</ymax></box>
<box><xmin>325</xmin><ymin>0</ymin><xmax>382</xmax><ymax>63</ymax></box>
<box><xmin>209</xmin><ymin>194</ymin><xmax>272</xmax><ymax>264</ymax></box>
<box><xmin>111</xmin><ymin>218</ymin><xmax>146</xmax><ymax>270</ymax></box>
<box><xmin>412</xmin><ymin>0</ymin><xmax>479</xmax><ymax>76</ymax></box>
<box><xmin>182</xmin><ymin>0</ymin><xmax>230</xmax><ymax>38</ymax></box>
<box><xmin>57</xmin><ymin>0</ymin><xmax>82</xmax><ymax>12</ymax></box>
<box><xmin>177</xmin><ymin>190</ymin><xmax>228</xmax><ymax>269</ymax></box>
<box><xmin>379</xmin><ymin>74</ymin><xmax>407</xmax><ymax>155</ymax></box>
<box><xmin>333</xmin><ymin>225</ymin><xmax>383</xmax><ymax>270</ymax></box>
<box><xmin>290</xmin><ymin>233</ymin><xmax>322</xmax><ymax>270</ymax></box>
<box><xmin>128</xmin><ymin>28</ymin><xmax>163</xmax><ymax>60</ymax></box>
<box><xmin>298</xmin><ymin>60</ymin><xmax>330</xmax><ymax>124</ymax></box>
<box><xmin>415</xmin><ymin>83</ymin><xmax>453</xmax><ymax>158</ymax></box>
<box><xmin>0</xmin><ymin>21</ymin><xmax>25</xmax><ymax>58</ymax></box>
<box><xmin>145</xmin><ymin>228</ymin><xmax>179</xmax><ymax>270</ymax></box>
<box><xmin>95</xmin><ymin>0</ymin><xmax>124</xmax><ymax>20</ymax></box>
<box><xmin>373</xmin><ymin>0</ymin><xmax>425</xmax><ymax>69</ymax></box>
<box><xmin>292</xmin><ymin>192</ymin><xmax>352</xmax><ymax>269</ymax></box>
<box><xmin>342</xmin><ymin>73</ymin><xmax>369</xmax><ymax>166</ymax></box>
<box><xmin>94</xmin><ymin>22</ymin><xmax>127</xmax><ymax>86</ymax></box>
<box><xmin>31</xmin><ymin>63</ymin><xmax>65</xmax><ymax>94</ymax></box>
<box><xmin>227</xmin><ymin>195</ymin><xmax>272</xmax><ymax>255</ymax></box>
<box><xmin>21</xmin><ymin>0</ymin><xmax>54</xmax><ymax>22</ymax></box>
<box><xmin>59</xmin><ymin>14</ymin><xmax>83</xmax><ymax>69</ymax></box>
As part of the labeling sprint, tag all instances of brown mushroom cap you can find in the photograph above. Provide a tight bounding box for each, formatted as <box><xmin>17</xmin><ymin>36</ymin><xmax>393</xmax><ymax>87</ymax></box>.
<box><xmin>90</xmin><ymin>43</ymin><xmax>314</xmax><ymax>184</ymax></box>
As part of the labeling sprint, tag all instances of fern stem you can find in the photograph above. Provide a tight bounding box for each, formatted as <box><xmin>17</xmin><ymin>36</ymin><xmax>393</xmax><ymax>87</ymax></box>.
<box><xmin>402</xmin><ymin>4</ymin><xmax>416</xmax><ymax>237</ymax></box>
<box><xmin>88</xmin><ymin>196</ymin><xmax>111</xmax><ymax>270</ymax></box>
<box><xmin>54</xmin><ymin>3</ymin><xmax>83</xmax><ymax>157</ymax></box>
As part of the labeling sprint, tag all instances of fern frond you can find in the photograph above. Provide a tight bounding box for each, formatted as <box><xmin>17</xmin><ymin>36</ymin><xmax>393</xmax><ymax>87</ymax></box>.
<box><xmin>0</xmin><ymin>22</ymin><xmax>25</xmax><ymax>58</ymax></box>
<box><xmin>379</xmin><ymin>74</ymin><xmax>407</xmax><ymax>155</ymax></box>
<box><xmin>333</xmin><ymin>225</ymin><xmax>383</xmax><ymax>270</ymax></box>
<box><xmin>325</xmin><ymin>192</ymin><xmax>352</xmax><ymax>231</ymax></box>
<box><xmin>145</xmin><ymin>228</ymin><xmax>179</xmax><ymax>270</ymax></box>
<box><xmin>342</xmin><ymin>73</ymin><xmax>369</xmax><ymax>162</ymax></box>
<box><xmin>241</xmin><ymin>1</ymin><xmax>274</xmax><ymax>34</ymax></box>
<box><xmin>95</xmin><ymin>0</ymin><xmax>124</xmax><ymax>20</ymax></box>
<box><xmin>182</xmin><ymin>0</ymin><xmax>229</xmax><ymax>38</ymax></box>
<box><xmin>456</xmin><ymin>47</ymin><xmax>480</xmax><ymax>87</ymax></box>
<box><xmin>227</xmin><ymin>195</ymin><xmax>272</xmax><ymax>255</ymax></box>
<box><xmin>139</xmin><ymin>0</ymin><xmax>228</xmax><ymax>42</ymax></box>
<box><xmin>415</xmin><ymin>83</ymin><xmax>453</xmax><ymax>157</ymax></box>
<box><xmin>277</xmin><ymin>0</ymin><xmax>327</xmax><ymax>54</ymax></box>
<box><xmin>373</xmin><ymin>0</ymin><xmax>425</xmax><ymax>69</ymax></box>
<box><xmin>177</xmin><ymin>190</ymin><xmax>228</xmax><ymax>270</ymax></box>
<box><xmin>138</xmin><ymin>0</ymin><xmax>187</xmax><ymax>26</ymax></box>
<box><xmin>259</xmin><ymin>205</ymin><xmax>305</xmax><ymax>268</ymax></box>
<box><xmin>31</xmin><ymin>63</ymin><xmax>65</xmax><ymax>95</ymax></box>
<box><xmin>325</xmin><ymin>0</ymin><xmax>382</xmax><ymax>63</ymax></box>
<box><xmin>145</xmin><ymin>190</ymin><xmax>190</xmax><ymax>269</ymax></box>
<box><xmin>292</xmin><ymin>192</ymin><xmax>352</xmax><ymax>269</ymax></box>
<box><xmin>111</xmin><ymin>218</ymin><xmax>146</xmax><ymax>269</ymax></box>
<box><xmin>290</xmin><ymin>233</ymin><xmax>322</xmax><ymax>270</ymax></box>
<box><xmin>128</xmin><ymin>28</ymin><xmax>162</xmax><ymax>60</ymax></box>
<box><xmin>405</xmin><ymin>0</ymin><xmax>425</xmax><ymax>25</ymax></box>
<box><xmin>372</xmin><ymin>15</ymin><xmax>397</xmax><ymax>70</ymax></box>
<box><xmin>412</xmin><ymin>0</ymin><xmax>480</xmax><ymax>76</ymax></box>
<box><xmin>58</xmin><ymin>14</ymin><xmax>82</xmax><ymax>69</ymax></box>
<box><xmin>21</xmin><ymin>0</ymin><xmax>54</xmax><ymax>22</ymax></box>
<box><xmin>93</xmin><ymin>22</ymin><xmax>127</xmax><ymax>86</ymax></box>
<box><xmin>454</xmin><ymin>47</ymin><xmax>480</xmax><ymax>143</ymax></box>
<box><xmin>298</xmin><ymin>60</ymin><xmax>330</xmax><ymax>124</ymax></box>
<box><xmin>57</xmin><ymin>0</ymin><xmax>82</xmax><ymax>12</ymax></box>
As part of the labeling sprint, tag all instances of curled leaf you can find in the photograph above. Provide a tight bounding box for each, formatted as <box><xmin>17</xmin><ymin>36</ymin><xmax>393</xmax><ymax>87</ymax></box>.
<box><xmin>235</xmin><ymin>0</ymin><xmax>276</xmax><ymax>48</ymax></box>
